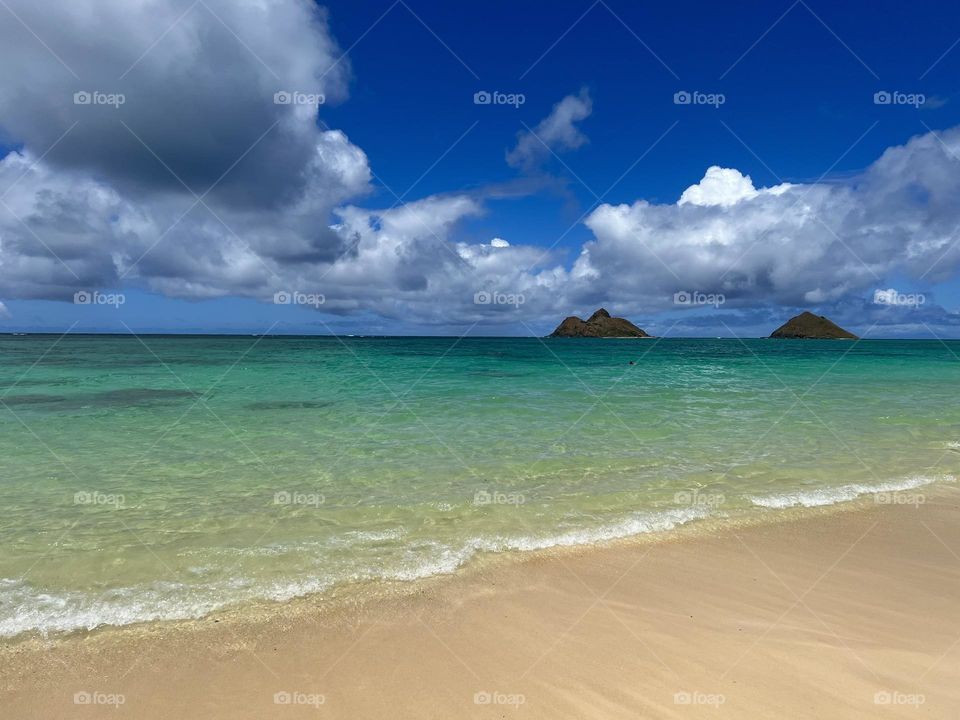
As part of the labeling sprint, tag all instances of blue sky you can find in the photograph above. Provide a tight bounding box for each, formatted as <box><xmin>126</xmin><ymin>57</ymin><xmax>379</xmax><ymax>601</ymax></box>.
<box><xmin>1</xmin><ymin>0</ymin><xmax>960</xmax><ymax>336</ymax></box>
<box><xmin>325</xmin><ymin>0</ymin><xmax>957</xmax><ymax>199</ymax></box>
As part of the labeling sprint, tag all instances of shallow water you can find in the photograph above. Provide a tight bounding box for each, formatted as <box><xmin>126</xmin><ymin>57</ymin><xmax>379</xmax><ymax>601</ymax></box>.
<box><xmin>0</xmin><ymin>335</ymin><xmax>957</xmax><ymax>637</ymax></box>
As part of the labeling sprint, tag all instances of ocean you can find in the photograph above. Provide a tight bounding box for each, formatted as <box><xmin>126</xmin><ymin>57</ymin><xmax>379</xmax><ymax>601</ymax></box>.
<box><xmin>1</xmin><ymin>334</ymin><xmax>957</xmax><ymax>638</ymax></box>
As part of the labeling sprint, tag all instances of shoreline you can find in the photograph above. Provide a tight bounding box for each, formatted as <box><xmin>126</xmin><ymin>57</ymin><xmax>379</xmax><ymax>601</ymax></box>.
<box><xmin>3</xmin><ymin>486</ymin><xmax>959</xmax><ymax>718</ymax></box>
<box><xmin>2</xmin><ymin>480</ymin><xmax>951</xmax><ymax>647</ymax></box>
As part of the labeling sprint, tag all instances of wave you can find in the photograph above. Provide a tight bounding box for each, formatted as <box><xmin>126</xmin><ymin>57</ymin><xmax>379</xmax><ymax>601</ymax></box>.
<box><xmin>748</xmin><ymin>475</ymin><xmax>950</xmax><ymax>509</ymax></box>
<box><xmin>0</xmin><ymin>575</ymin><xmax>334</xmax><ymax>639</ymax></box>
<box><xmin>0</xmin><ymin>507</ymin><xmax>708</xmax><ymax>638</ymax></box>
<box><xmin>384</xmin><ymin>506</ymin><xmax>711</xmax><ymax>581</ymax></box>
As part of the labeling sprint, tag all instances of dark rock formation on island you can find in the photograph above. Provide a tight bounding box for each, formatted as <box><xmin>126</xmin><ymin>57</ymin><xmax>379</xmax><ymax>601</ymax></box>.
<box><xmin>549</xmin><ymin>309</ymin><xmax>652</xmax><ymax>338</ymax></box>
<box><xmin>769</xmin><ymin>311</ymin><xmax>857</xmax><ymax>339</ymax></box>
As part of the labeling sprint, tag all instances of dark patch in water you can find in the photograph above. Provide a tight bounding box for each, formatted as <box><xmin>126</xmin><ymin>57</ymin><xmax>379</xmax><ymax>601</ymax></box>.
<box><xmin>246</xmin><ymin>400</ymin><xmax>333</xmax><ymax>410</ymax></box>
<box><xmin>0</xmin><ymin>394</ymin><xmax>66</xmax><ymax>406</ymax></box>
<box><xmin>95</xmin><ymin>389</ymin><xmax>200</xmax><ymax>405</ymax></box>
<box><xmin>3</xmin><ymin>357</ymin><xmax>239</xmax><ymax>370</ymax></box>
<box><xmin>1</xmin><ymin>388</ymin><xmax>199</xmax><ymax>410</ymax></box>
<box><xmin>0</xmin><ymin>378</ymin><xmax>77</xmax><ymax>389</ymax></box>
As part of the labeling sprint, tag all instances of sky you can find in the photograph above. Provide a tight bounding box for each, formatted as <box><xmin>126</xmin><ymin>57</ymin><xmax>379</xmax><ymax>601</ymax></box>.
<box><xmin>1</xmin><ymin>0</ymin><xmax>960</xmax><ymax>337</ymax></box>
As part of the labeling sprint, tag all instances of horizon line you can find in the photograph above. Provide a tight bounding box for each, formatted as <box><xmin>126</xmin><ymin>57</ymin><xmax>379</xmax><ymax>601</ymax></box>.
<box><xmin>0</xmin><ymin>331</ymin><xmax>951</xmax><ymax>341</ymax></box>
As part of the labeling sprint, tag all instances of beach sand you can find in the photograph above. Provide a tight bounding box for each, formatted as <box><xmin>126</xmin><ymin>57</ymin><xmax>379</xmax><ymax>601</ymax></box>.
<box><xmin>2</xmin><ymin>489</ymin><xmax>959</xmax><ymax>719</ymax></box>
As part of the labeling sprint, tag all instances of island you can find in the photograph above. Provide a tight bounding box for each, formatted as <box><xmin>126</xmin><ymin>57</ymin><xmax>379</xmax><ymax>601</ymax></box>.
<box><xmin>770</xmin><ymin>311</ymin><xmax>858</xmax><ymax>339</ymax></box>
<box><xmin>549</xmin><ymin>308</ymin><xmax>652</xmax><ymax>338</ymax></box>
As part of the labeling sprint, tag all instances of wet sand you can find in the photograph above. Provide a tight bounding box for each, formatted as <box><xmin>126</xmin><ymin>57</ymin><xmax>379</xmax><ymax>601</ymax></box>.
<box><xmin>2</xmin><ymin>489</ymin><xmax>959</xmax><ymax>719</ymax></box>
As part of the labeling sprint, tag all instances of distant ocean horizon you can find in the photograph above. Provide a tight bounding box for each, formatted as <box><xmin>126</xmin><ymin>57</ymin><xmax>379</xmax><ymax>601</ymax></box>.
<box><xmin>1</xmin><ymin>335</ymin><xmax>957</xmax><ymax>638</ymax></box>
<box><xmin>3</xmin><ymin>332</ymin><xmax>957</xmax><ymax>339</ymax></box>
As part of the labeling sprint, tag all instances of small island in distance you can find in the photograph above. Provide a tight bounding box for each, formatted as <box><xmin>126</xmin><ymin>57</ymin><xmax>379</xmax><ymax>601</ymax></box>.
<box><xmin>770</xmin><ymin>311</ymin><xmax>858</xmax><ymax>339</ymax></box>
<box><xmin>549</xmin><ymin>308</ymin><xmax>653</xmax><ymax>338</ymax></box>
<box><xmin>548</xmin><ymin>309</ymin><xmax>856</xmax><ymax>339</ymax></box>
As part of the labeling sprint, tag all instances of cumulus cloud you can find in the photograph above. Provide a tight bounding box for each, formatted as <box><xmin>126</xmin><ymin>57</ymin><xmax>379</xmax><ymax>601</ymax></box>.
<box><xmin>506</xmin><ymin>89</ymin><xmax>592</xmax><ymax>171</ymax></box>
<box><xmin>571</xmin><ymin>127</ymin><xmax>960</xmax><ymax>314</ymax></box>
<box><xmin>322</xmin><ymin>195</ymin><xmax>567</xmax><ymax>324</ymax></box>
<box><xmin>0</xmin><ymin>0</ymin><xmax>371</xmax><ymax>303</ymax></box>
<box><xmin>0</xmin><ymin>0</ymin><xmax>352</xmax><ymax>208</ymax></box>
<box><xmin>678</xmin><ymin>166</ymin><xmax>792</xmax><ymax>207</ymax></box>
<box><xmin>0</xmin><ymin>128</ymin><xmax>371</xmax><ymax>301</ymax></box>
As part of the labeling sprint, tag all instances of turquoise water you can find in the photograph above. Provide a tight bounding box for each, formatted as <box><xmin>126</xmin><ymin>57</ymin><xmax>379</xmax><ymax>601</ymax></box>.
<box><xmin>1</xmin><ymin>335</ymin><xmax>958</xmax><ymax>637</ymax></box>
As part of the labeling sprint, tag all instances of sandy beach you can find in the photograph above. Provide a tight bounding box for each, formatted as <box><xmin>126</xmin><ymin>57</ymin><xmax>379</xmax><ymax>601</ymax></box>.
<box><xmin>2</xmin><ymin>488</ymin><xmax>958</xmax><ymax>719</ymax></box>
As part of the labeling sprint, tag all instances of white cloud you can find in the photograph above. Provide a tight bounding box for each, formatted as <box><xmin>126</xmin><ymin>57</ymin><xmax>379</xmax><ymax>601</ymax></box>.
<box><xmin>506</xmin><ymin>89</ymin><xmax>592</xmax><ymax>171</ymax></box>
<box><xmin>0</xmin><ymin>0</ymin><xmax>370</xmax><ymax>302</ymax></box>
<box><xmin>490</xmin><ymin>237</ymin><xmax>510</xmax><ymax>247</ymax></box>
<box><xmin>0</xmin><ymin>0</ymin><xmax>351</xmax><ymax>207</ymax></box>
<box><xmin>677</xmin><ymin>166</ymin><xmax>792</xmax><ymax>207</ymax></box>
<box><xmin>571</xmin><ymin>127</ymin><xmax>960</xmax><ymax>312</ymax></box>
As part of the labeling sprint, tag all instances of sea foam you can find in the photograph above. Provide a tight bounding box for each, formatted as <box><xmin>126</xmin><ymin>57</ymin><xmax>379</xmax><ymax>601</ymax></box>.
<box><xmin>748</xmin><ymin>475</ymin><xmax>950</xmax><ymax>509</ymax></box>
<box><xmin>0</xmin><ymin>575</ymin><xmax>335</xmax><ymax>639</ymax></box>
<box><xmin>0</xmin><ymin>507</ymin><xmax>709</xmax><ymax>638</ymax></box>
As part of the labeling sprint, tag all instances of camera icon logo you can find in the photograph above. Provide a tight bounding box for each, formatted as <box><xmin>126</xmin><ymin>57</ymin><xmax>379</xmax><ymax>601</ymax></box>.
<box><xmin>73</xmin><ymin>91</ymin><xmax>92</xmax><ymax>105</ymax></box>
<box><xmin>873</xmin><ymin>91</ymin><xmax>892</xmax><ymax>105</ymax></box>
<box><xmin>273</xmin><ymin>291</ymin><xmax>291</xmax><ymax>305</ymax></box>
<box><xmin>673</xmin><ymin>91</ymin><xmax>692</xmax><ymax>105</ymax></box>
<box><xmin>473</xmin><ymin>291</ymin><xmax>491</xmax><ymax>304</ymax></box>
<box><xmin>74</xmin><ymin>290</ymin><xmax>92</xmax><ymax>305</ymax></box>
<box><xmin>274</xmin><ymin>91</ymin><xmax>292</xmax><ymax>105</ymax></box>
<box><xmin>673</xmin><ymin>291</ymin><xmax>691</xmax><ymax>305</ymax></box>
<box><xmin>473</xmin><ymin>91</ymin><xmax>492</xmax><ymax>105</ymax></box>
